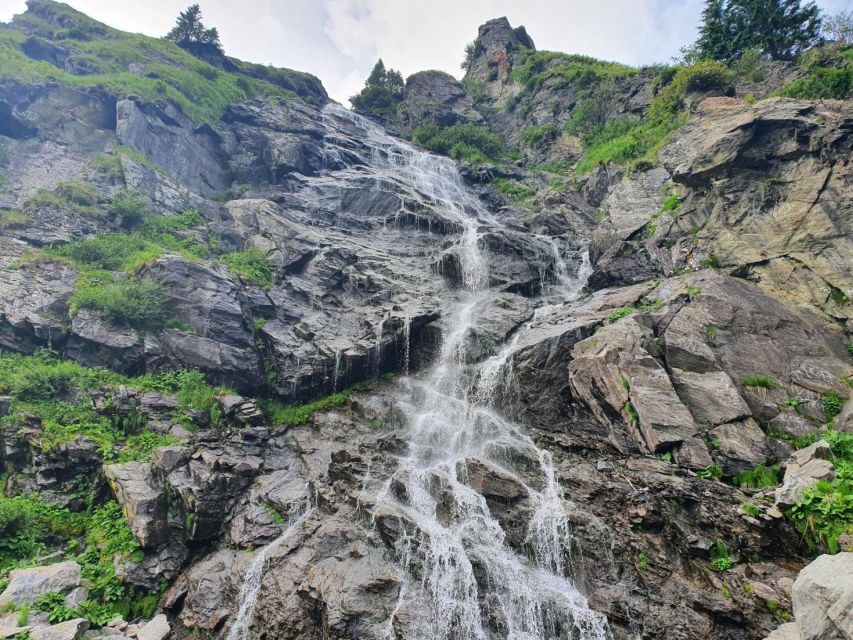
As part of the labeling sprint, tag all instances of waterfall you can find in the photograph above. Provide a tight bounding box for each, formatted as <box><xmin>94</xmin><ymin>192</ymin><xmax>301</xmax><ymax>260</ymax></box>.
<box><xmin>225</xmin><ymin>498</ymin><xmax>312</xmax><ymax>640</ymax></box>
<box><xmin>321</xmin><ymin>105</ymin><xmax>609</xmax><ymax>639</ymax></box>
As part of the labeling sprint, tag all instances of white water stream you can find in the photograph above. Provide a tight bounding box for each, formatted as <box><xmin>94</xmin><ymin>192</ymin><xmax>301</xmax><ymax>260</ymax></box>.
<box><xmin>227</xmin><ymin>105</ymin><xmax>608</xmax><ymax>640</ymax></box>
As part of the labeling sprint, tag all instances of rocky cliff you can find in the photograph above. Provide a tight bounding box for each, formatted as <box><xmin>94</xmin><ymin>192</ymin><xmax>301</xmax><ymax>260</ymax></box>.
<box><xmin>0</xmin><ymin>4</ymin><xmax>851</xmax><ymax>640</ymax></box>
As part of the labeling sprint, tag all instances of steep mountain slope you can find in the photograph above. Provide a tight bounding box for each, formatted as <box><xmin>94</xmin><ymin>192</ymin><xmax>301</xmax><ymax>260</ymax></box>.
<box><xmin>0</xmin><ymin>4</ymin><xmax>851</xmax><ymax>640</ymax></box>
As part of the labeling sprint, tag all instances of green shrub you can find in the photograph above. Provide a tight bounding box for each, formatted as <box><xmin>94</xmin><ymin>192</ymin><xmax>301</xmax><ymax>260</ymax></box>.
<box><xmin>0</xmin><ymin>210</ymin><xmax>30</xmax><ymax>229</ymax></box>
<box><xmin>221</xmin><ymin>249</ymin><xmax>274</xmax><ymax>288</ymax></box>
<box><xmin>733</xmin><ymin>464</ymin><xmax>781</xmax><ymax>489</ymax></box>
<box><xmin>786</xmin><ymin>430</ymin><xmax>853</xmax><ymax>553</ymax></box>
<box><xmin>49</xmin><ymin>234</ymin><xmax>162</xmax><ymax>272</ymax></box>
<box><xmin>70</xmin><ymin>273</ymin><xmax>167</xmax><ymax>330</ymax></box>
<box><xmin>606</xmin><ymin>306</ymin><xmax>635</xmax><ymax>323</ymax></box>
<box><xmin>698</xmin><ymin>463</ymin><xmax>723</xmax><ymax>480</ymax></box>
<box><xmin>822</xmin><ymin>392</ymin><xmax>845</xmax><ymax>420</ymax></box>
<box><xmin>411</xmin><ymin>123</ymin><xmax>505</xmax><ymax>163</ymax></box>
<box><xmin>520</xmin><ymin>124</ymin><xmax>557</xmax><ymax>148</ymax></box>
<box><xmin>492</xmin><ymin>178</ymin><xmax>535</xmax><ymax>201</ymax></box>
<box><xmin>661</xmin><ymin>194</ymin><xmax>682</xmax><ymax>212</ymax></box>
<box><xmin>709</xmin><ymin>540</ymin><xmax>735</xmax><ymax>571</ymax></box>
<box><xmin>780</xmin><ymin>44</ymin><xmax>853</xmax><ymax>100</ymax></box>
<box><xmin>108</xmin><ymin>190</ymin><xmax>152</xmax><ymax>229</ymax></box>
<box><xmin>262</xmin><ymin>380</ymin><xmax>376</xmax><ymax>427</ymax></box>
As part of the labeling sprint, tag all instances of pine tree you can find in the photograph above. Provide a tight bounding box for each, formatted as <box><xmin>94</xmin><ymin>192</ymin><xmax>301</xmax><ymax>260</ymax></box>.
<box><xmin>166</xmin><ymin>4</ymin><xmax>223</xmax><ymax>53</ymax></box>
<box><xmin>351</xmin><ymin>59</ymin><xmax>406</xmax><ymax>118</ymax></box>
<box><xmin>366</xmin><ymin>59</ymin><xmax>387</xmax><ymax>88</ymax></box>
<box><xmin>695</xmin><ymin>0</ymin><xmax>822</xmax><ymax>62</ymax></box>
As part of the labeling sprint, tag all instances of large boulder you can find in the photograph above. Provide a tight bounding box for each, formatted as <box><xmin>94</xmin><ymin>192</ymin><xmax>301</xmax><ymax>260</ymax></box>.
<box><xmin>791</xmin><ymin>553</ymin><xmax>853</xmax><ymax>640</ymax></box>
<box><xmin>104</xmin><ymin>462</ymin><xmax>169</xmax><ymax>549</ymax></box>
<box><xmin>0</xmin><ymin>561</ymin><xmax>81</xmax><ymax>607</ymax></box>
<box><xmin>397</xmin><ymin>70</ymin><xmax>485</xmax><ymax>132</ymax></box>
<box><xmin>775</xmin><ymin>440</ymin><xmax>835</xmax><ymax>509</ymax></box>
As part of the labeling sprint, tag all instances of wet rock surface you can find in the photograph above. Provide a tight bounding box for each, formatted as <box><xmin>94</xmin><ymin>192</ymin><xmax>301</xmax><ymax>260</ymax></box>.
<box><xmin>0</xmin><ymin>6</ymin><xmax>851</xmax><ymax>640</ymax></box>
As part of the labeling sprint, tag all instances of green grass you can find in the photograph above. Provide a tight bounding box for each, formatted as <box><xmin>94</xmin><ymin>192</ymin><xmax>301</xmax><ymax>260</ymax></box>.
<box><xmin>411</xmin><ymin>122</ymin><xmax>505</xmax><ymax>164</ymax></box>
<box><xmin>262</xmin><ymin>379</ymin><xmax>377</xmax><ymax>427</ymax></box>
<box><xmin>740</xmin><ymin>375</ymin><xmax>779</xmax><ymax>391</ymax></box>
<box><xmin>221</xmin><ymin>249</ymin><xmax>274</xmax><ymax>289</ymax></box>
<box><xmin>0</xmin><ymin>6</ymin><xmax>298</xmax><ymax>123</ymax></box>
<box><xmin>70</xmin><ymin>272</ymin><xmax>166</xmax><ymax>330</ymax></box>
<box><xmin>605</xmin><ymin>299</ymin><xmax>663</xmax><ymax>324</ymax></box>
<box><xmin>0</xmin><ymin>210</ymin><xmax>30</xmax><ymax>229</ymax></box>
<box><xmin>511</xmin><ymin>49</ymin><xmax>635</xmax><ymax>92</ymax></box>
<box><xmin>492</xmin><ymin>178</ymin><xmax>536</xmax><ymax>201</ymax></box>
<box><xmin>698</xmin><ymin>463</ymin><xmax>723</xmax><ymax>480</ymax></box>
<box><xmin>520</xmin><ymin>124</ymin><xmax>557</xmax><ymax>148</ymax></box>
<box><xmin>733</xmin><ymin>464</ymin><xmax>780</xmax><ymax>489</ymax></box>
<box><xmin>573</xmin><ymin>61</ymin><xmax>730</xmax><ymax>175</ymax></box>
<box><xmin>24</xmin><ymin>180</ymin><xmax>102</xmax><ymax>217</ymax></box>
<box><xmin>0</xmin><ymin>351</ymin><xmax>232</xmax><ymax>454</ymax></box>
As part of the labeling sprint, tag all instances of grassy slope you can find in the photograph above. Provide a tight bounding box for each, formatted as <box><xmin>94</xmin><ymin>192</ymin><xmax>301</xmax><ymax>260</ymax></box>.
<box><xmin>0</xmin><ymin>0</ymin><xmax>322</xmax><ymax>122</ymax></box>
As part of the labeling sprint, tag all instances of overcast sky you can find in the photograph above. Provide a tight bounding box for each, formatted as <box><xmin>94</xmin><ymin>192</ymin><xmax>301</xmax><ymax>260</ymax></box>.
<box><xmin>1</xmin><ymin>0</ymin><xmax>848</xmax><ymax>104</ymax></box>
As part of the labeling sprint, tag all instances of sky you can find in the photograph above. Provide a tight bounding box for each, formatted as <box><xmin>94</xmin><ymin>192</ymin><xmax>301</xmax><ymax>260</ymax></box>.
<box><xmin>0</xmin><ymin>0</ymin><xmax>848</xmax><ymax>104</ymax></box>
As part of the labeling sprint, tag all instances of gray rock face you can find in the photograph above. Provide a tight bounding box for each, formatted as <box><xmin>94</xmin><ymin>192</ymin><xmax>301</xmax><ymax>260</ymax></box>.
<box><xmin>29</xmin><ymin>618</ymin><xmax>89</xmax><ymax>640</ymax></box>
<box><xmin>791</xmin><ymin>553</ymin><xmax>853</xmax><ymax>640</ymax></box>
<box><xmin>0</xmin><ymin>561</ymin><xmax>82</xmax><ymax>607</ymax></box>
<box><xmin>116</xmin><ymin>99</ymin><xmax>229</xmax><ymax>196</ymax></box>
<box><xmin>104</xmin><ymin>462</ymin><xmax>169</xmax><ymax>549</ymax></box>
<box><xmin>397</xmin><ymin>71</ymin><xmax>485</xmax><ymax>132</ymax></box>
<box><xmin>775</xmin><ymin>440</ymin><xmax>835</xmax><ymax>508</ymax></box>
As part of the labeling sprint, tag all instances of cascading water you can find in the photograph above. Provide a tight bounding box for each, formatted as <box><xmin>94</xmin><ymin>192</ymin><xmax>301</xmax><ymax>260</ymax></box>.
<box><xmin>321</xmin><ymin>106</ymin><xmax>609</xmax><ymax>639</ymax></box>
<box><xmin>225</xmin><ymin>497</ymin><xmax>312</xmax><ymax>640</ymax></box>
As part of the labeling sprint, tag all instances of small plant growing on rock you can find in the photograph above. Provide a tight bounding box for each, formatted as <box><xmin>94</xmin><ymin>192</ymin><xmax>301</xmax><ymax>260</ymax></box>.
<box><xmin>637</xmin><ymin>553</ymin><xmax>649</xmax><ymax>570</ymax></box>
<box><xmin>740</xmin><ymin>375</ymin><xmax>779</xmax><ymax>393</ymax></box>
<box><xmin>624</xmin><ymin>400</ymin><xmax>640</xmax><ymax>427</ymax></box>
<box><xmin>822</xmin><ymin>392</ymin><xmax>844</xmax><ymax>420</ymax></box>
<box><xmin>741</xmin><ymin>503</ymin><xmax>760</xmax><ymax>517</ymax></box>
<box><xmin>709</xmin><ymin>540</ymin><xmax>734</xmax><ymax>571</ymax></box>
<box><xmin>606</xmin><ymin>306</ymin><xmax>635</xmax><ymax>323</ymax></box>
<box><xmin>733</xmin><ymin>464</ymin><xmax>780</xmax><ymax>489</ymax></box>
<box><xmin>698</xmin><ymin>463</ymin><xmax>723</xmax><ymax>480</ymax></box>
<box><xmin>661</xmin><ymin>194</ymin><xmax>682</xmax><ymax>212</ymax></box>
<box><xmin>685</xmin><ymin>284</ymin><xmax>702</xmax><ymax>297</ymax></box>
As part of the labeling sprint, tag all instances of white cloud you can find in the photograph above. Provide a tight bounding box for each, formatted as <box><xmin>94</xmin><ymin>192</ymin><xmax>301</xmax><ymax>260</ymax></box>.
<box><xmin>1</xmin><ymin>0</ymin><xmax>849</xmax><ymax>104</ymax></box>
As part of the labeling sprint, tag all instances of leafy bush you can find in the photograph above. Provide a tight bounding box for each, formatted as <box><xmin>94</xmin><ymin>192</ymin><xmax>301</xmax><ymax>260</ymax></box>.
<box><xmin>787</xmin><ymin>430</ymin><xmax>853</xmax><ymax>553</ymax></box>
<box><xmin>70</xmin><ymin>273</ymin><xmax>167</xmax><ymax>330</ymax></box>
<box><xmin>698</xmin><ymin>463</ymin><xmax>723</xmax><ymax>480</ymax></box>
<box><xmin>222</xmin><ymin>249</ymin><xmax>274</xmax><ymax>288</ymax></box>
<box><xmin>412</xmin><ymin>123</ymin><xmax>505</xmax><ymax>164</ymax></box>
<box><xmin>734</xmin><ymin>464</ymin><xmax>781</xmax><ymax>489</ymax></box>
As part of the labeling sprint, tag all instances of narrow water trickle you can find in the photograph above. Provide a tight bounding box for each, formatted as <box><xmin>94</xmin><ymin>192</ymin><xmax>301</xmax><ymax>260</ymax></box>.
<box><xmin>319</xmin><ymin>106</ymin><xmax>610</xmax><ymax>639</ymax></box>
<box><xmin>225</xmin><ymin>497</ymin><xmax>312</xmax><ymax>640</ymax></box>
